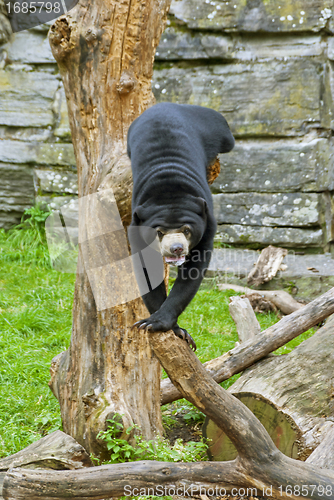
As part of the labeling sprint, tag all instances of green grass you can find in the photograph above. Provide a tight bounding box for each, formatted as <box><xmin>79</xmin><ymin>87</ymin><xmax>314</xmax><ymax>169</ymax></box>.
<box><xmin>0</xmin><ymin>211</ymin><xmax>316</xmax><ymax>458</ymax></box>
<box><xmin>0</xmin><ymin>219</ymin><xmax>75</xmax><ymax>457</ymax></box>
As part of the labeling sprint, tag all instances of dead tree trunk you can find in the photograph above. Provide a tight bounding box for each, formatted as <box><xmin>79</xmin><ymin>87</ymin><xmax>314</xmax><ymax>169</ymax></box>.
<box><xmin>47</xmin><ymin>0</ymin><xmax>171</xmax><ymax>457</ymax></box>
<box><xmin>204</xmin><ymin>314</ymin><xmax>334</xmax><ymax>462</ymax></box>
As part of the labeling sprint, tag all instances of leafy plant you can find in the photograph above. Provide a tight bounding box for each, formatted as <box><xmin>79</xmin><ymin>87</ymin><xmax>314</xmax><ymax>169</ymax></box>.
<box><xmin>182</xmin><ymin>407</ymin><xmax>205</xmax><ymax>424</ymax></box>
<box><xmin>97</xmin><ymin>415</ymin><xmax>208</xmax><ymax>464</ymax></box>
<box><xmin>97</xmin><ymin>418</ymin><xmax>142</xmax><ymax>463</ymax></box>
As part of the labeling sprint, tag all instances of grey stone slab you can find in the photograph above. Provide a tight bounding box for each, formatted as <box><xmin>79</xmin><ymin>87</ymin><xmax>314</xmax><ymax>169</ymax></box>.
<box><xmin>0</xmin><ymin>140</ymin><xmax>76</xmax><ymax>166</ymax></box>
<box><xmin>216</xmin><ymin>224</ymin><xmax>323</xmax><ymax>248</ymax></box>
<box><xmin>0</xmin><ymin>126</ymin><xmax>53</xmax><ymax>142</ymax></box>
<box><xmin>34</xmin><ymin>168</ymin><xmax>78</xmax><ymax>194</ymax></box>
<box><xmin>231</xmin><ymin>34</ymin><xmax>325</xmax><ymax>61</ymax></box>
<box><xmin>0</xmin><ymin>163</ymin><xmax>35</xmax><ymax>207</ymax></box>
<box><xmin>153</xmin><ymin>59</ymin><xmax>327</xmax><ymax>137</ymax></box>
<box><xmin>157</xmin><ymin>27</ymin><xmax>324</xmax><ymax>61</ymax></box>
<box><xmin>0</xmin><ymin>69</ymin><xmax>58</xmax><ymax>127</ymax></box>
<box><xmin>53</xmin><ymin>87</ymin><xmax>71</xmax><ymax>140</ymax></box>
<box><xmin>36</xmin><ymin>194</ymin><xmax>78</xmax><ymax>211</ymax></box>
<box><xmin>0</xmin><ymin>162</ymin><xmax>35</xmax><ymax>228</ymax></box>
<box><xmin>207</xmin><ymin>248</ymin><xmax>334</xmax><ymax>300</ymax></box>
<box><xmin>170</xmin><ymin>0</ymin><xmax>334</xmax><ymax>34</ymax></box>
<box><xmin>212</xmin><ymin>137</ymin><xmax>334</xmax><ymax>193</ymax></box>
<box><xmin>156</xmin><ymin>27</ymin><xmax>234</xmax><ymax>60</ymax></box>
<box><xmin>2</xmin><ymin>31</ymin><xmax>55</xmax><ymax>64</ymax></box>
<box><xmin>213</xmin><ymin>192</ymin><xmax>321</xmax><ymax>228</ymax></box>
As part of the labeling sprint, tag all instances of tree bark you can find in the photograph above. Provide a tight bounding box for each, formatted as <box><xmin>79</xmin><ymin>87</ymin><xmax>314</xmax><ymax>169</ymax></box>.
<box><xmin>161</xmin><ymin>287</ymin><xmax>334</xmax><ymax>405</ymax></box>
<box><xmin>203</xmin><ymin>314</ymin><xmax>334</xmax><ymax>462</ymax></box>
<box><xmin>48</xmin><ymin>0</ymin><xmax>171</xmax><ymax>456</ymax></box>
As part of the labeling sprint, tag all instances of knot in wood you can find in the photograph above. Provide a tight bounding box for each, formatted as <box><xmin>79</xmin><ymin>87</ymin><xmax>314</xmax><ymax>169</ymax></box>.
<box><xmin>117</xmin><ymin>71</ymin><xmax>137</xmax><ymax>94</ymax></box>
<box><xmin>85</xmin><ymin>28</ymin><xmax>97</xmax><ymax>44</ymax></box>
<box><xmin>50</xmin><ymin>18</ymin><xmax>71</xmax><ymax>46</ymax></box>
<box><xmin>82</xmin><ymin>391</ymin><xmax>99</xmax><ymax>419</ymax></box>
<box><xmin>161</xmin><ymin>467</ymin><xmax>171</xmax><ymax>475</ymax></box>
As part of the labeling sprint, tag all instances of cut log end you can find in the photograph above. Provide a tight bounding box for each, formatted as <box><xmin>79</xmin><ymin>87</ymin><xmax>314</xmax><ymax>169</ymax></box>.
<box><xmin>203</xmin><ymin>393</ymin><xmax>302</xmax><ymax>461</ymax></box>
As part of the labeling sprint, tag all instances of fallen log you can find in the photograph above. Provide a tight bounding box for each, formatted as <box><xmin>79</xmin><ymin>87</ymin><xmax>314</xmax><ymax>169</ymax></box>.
<box><xmin>0</xmin><ymin>431</ymin><xmax>91</xmax><ymax>500</ymax></box>
<box><xmin>218</xmin><ymin>283</ymin><xmax>304</xmax><ymax>315</ymax></box>
<box><xmin>229</xmin><ymin>296</ymin><xmax>261</xmax><ymax>343</ymax></box>
<box><xmin>203</xmin><ymin>315</ymin><xmax>334</xmax><ymax>462</ymax></box>
<box><xmin>247</xmin><ymin>245</ymin><xmax>288</xmax><ymax>286</ymax></box>
<box><xmin>4</xmin><ymin>325</ymin><xmax>334</xmax><ymax>500</ymax></box>
<box><xmin>0</xmin><ymin>431</ymin><xmax>91</xmax><ymax>472</ymax></box>
<box><xmin>161</xmin><ymin>287</ymin><xmax>334</xmax><ymax>405</ymax></box>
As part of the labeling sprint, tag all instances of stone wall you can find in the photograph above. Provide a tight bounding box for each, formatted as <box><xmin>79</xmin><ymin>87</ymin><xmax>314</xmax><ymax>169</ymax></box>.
<box><xmin>1</xmin><ymin>0</ymin><xmax>334</xmax><ymax>251</ymax></box>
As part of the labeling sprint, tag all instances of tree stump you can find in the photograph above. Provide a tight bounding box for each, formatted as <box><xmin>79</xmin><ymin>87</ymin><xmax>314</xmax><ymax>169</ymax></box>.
<box><xmin>203</xmin><ymin>315</ymin><xmax>334</xmax><ymax>461</ymax></box>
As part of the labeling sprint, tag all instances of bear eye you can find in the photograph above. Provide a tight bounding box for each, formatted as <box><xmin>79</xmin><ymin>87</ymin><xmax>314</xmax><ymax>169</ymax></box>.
<box><xmin>183</xmin><ymin>228</ymin><xmax>191</xmax><ymax>237</ymax></box>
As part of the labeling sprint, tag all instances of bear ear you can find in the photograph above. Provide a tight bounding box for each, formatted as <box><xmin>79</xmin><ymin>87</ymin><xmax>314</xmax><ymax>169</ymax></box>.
<box><xmin>133</xmin><ymin>205</ymin><xmax>144</xmax><ymax>225</ymax></box>
<box><xmin>197</xmin><ymin>197</ymin><xmax>208</xmax><ymax>216</ymax></box>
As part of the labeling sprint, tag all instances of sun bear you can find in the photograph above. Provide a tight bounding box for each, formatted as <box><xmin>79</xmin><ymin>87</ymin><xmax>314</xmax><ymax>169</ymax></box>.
<box><xmin>127</xmin><ymin>103</ymin><xmax>234</xmax><ymax>350</ymax></box>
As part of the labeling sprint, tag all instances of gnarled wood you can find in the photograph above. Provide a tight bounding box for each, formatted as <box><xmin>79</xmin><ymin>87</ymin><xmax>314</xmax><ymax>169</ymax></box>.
<box><xmin>204</xmin><ymin>315</ymin><xmax>334</xmax><ymax>462</ymax></box>
<box><xmin>247</xmin><ymin>245</ymin><xmax>288</xmax><ymax>286</ymax></box>
<box><xmin>218</xmin><ymin>283</ymin><xmax>304</xmax><ymax>315</ymax></box>
<box><xmin>47</xmin><ymin>0</ymin><xmax>172</xmax><ymax>456</ymax></box>
<box><xmin>161</xmin><ymin>287</ymin><xmax>334</xmax><ymax>405</ymax></box>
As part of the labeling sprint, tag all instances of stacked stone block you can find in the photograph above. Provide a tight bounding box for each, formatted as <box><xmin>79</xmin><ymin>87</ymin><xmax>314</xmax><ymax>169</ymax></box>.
<box><xmin>0</xmin><ymin>0</ymin><xmax>334</xmax><ymax>251</ymax></box>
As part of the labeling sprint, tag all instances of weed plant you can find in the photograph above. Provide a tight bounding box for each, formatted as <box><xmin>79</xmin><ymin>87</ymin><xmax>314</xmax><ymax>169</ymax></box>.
<box><xmin>96</xmin><ymin>415</ymin><xmax>208</xmax><ymax>464</ymax></box>
<box><xmin>0</xmin><ymin>208</ymin><xmax>315</xmax><ymax>458</ymax></box>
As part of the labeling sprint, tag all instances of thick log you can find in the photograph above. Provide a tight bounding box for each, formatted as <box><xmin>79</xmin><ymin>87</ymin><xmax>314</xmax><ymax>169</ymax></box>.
<box><xmin>228</xmin><ymin>296</ymin><xmax>261</xmax><ymax>343</ymax></box>
<box><xmin>161</xmin><ymin>287</ymin><xmax>334</xmax><ymax>405</ymax></box>
<box><xmin>204</xmin><ymin>315</ymin><xmax>334</xmax><ymax>461</ymax></box>
<box><xmin>247</xmin><ymin>245</ymin><xmax>288</xmax><ymax>286</ymax></box>
<box><xmin>47</xmin><ymin>0</ymin><xmax>172</xmax><ymax>456</ymax></box>
<box><xmin>218</xmin><ymin>284</ymin><xmax>304</xmax><ymax>315</ymax></box>
<box><xmin>2</xmin><ymin>461</ymin><xmax>251</xmax><ymax>500</ymax></box>
<box><xmin>0</xmin><ymin>431</ymin><xmax>91</xmax><ymax>472</ymax></box>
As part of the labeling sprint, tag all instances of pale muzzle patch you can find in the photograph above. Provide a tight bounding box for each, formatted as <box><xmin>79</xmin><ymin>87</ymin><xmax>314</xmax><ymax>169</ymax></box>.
<box><xmin>159</xmin><ymin>232</ymin><xmax>189</xmax><ymax>266</ymax></box>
